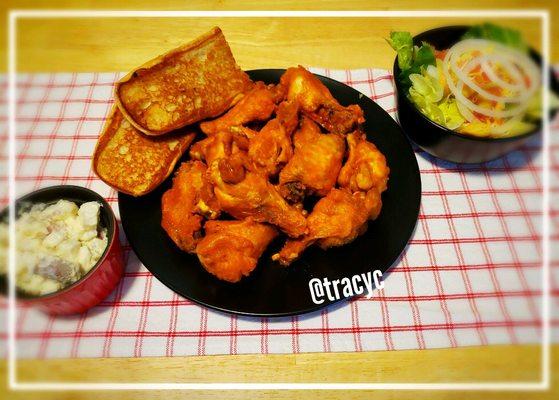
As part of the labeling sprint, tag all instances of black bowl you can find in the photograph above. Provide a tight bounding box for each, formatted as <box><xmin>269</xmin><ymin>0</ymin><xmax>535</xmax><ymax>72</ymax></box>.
<box><xmin>393</xmin><ymin>25</ymin><xmax>558</xmax><ymax>164</ymax></box>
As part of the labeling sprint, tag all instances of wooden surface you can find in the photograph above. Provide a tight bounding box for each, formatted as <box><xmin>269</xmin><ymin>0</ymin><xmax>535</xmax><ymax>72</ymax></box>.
<box><xmin>7</xmin><ymin>345</ymin><xmax>546</xmax><ymax>383</ymax></box>
<box><xmin>2</xmin><ymin>0</ymin><xmax>558</xmax><ymax>399</ymax></box>
<box><xmin>2</xmin><ymin>0</ymin><xmax>559</xmax><ymax>71</ymax></box>
<box><xmin>1</xmin><ymin>345</ymin><xmax>558</xmax><ymax>400</ymax></box>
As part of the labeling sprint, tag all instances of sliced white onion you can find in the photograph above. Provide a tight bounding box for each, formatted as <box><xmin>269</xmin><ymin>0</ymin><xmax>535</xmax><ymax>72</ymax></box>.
<box><xmin>441</xmin><ymin>38</ymin><xmax>541</xmax><ymax>120</ymax></box>
<box><xmin>451</xmin><ymin>54</ymin><xmax>537</xmax><ymax>103</ymax></box>
<box><xmin>480</xmin><ymin>59</ymin><xmax>523</xmax><ymax>92</ymax></box>
<box><xmin>456</xmin><ymin>97</ymin><xmax>476</xmax><ymax>122</ymax></box>
<box><xmin>447</xmin><ymin>73</ymin><xmax>529</xmax><ymax>119</ymax></box>
<box><xmin>461</xmin><ymin>58</ymin><xmax>522</xmax><ymax>101</ymax></box>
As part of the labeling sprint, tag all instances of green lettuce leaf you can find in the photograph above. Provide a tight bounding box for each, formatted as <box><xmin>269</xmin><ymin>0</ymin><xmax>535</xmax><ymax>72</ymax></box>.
<box><xmin>398</xmin><ymin>42</ymin><xmax>436</xmax><ymax>88</ymax></box>
<box><xmin>414</xmin><ymin>43</ymin><xmax>436</xmax><ymax>68</ymax></box>
<box><xmin>408</xmin><ymin>73</ymin><xmax>443</xmax><ymax>103</ymax></box>
<box><xmin>408</xmin><ymin>70</ymin><xmax>464</xmax><ymax>130</ymax></box>
<box><xmin>387</xmin><ymin>31</ymin><xmax>436</xmax><ymax>88</ymax></box>
<box><xmin>386</xmin><ymin>31</ymin><xmax>414</xmax><ymax>70</ymax></box>
<box><xmin>462</xmin><ymin>23</ymin><xmax>528</xmax><ymax>53</ymax></box>
<box><xmin>438</xmin><ymin>98</ymin><xmax>466</xmax><ymax>130</ymax></box>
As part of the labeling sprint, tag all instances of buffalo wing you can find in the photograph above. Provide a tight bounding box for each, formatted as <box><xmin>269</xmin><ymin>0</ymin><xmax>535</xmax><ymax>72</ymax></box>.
<box><xmin>273</xmin><ymin>188</ymin><xmax>371</xmax><ymax>265</ymax></box>
<box><xmin>196</xmin><ymin>219</ymin><xmax>278</xmax><ymax>283</ymax></box>
<box><xmin>280</xmin><ymin>66</ymin><xmax>364</xmax><ymax>134</ymax></box>
<box><xmin>279</xmin><ymin>117</ymin><xmax>345</xmax><ymax>200</ymax></box>
<box><xmin>161</xmin><ymin>161</ymin><xmax>220</xmax><ymax>252</ymax></box>
<box><xmin>209</xmin><ymin>156</ymin><xmax>307</xmax><ymax>238</ymax></box>
<box><xmin>337</xmin><ymin>131</ymin><xmax>389</xmax><ymax>219</ymax></box>
<box><xmin>200</xmin><ymin>82</ymin><xmax>284</xmax><ymax>135</ymax></box>
<box><xmin>248</xmin><ymin>100</ymin><xmax>299</xmax><ymax>177</ymax></box>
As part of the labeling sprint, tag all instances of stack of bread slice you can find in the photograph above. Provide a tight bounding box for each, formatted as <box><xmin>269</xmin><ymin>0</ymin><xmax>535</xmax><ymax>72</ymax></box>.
<box><xmin>93</xmin><ymin>27</ymin><xmax>253</xmax><ymax>196</ymax></box>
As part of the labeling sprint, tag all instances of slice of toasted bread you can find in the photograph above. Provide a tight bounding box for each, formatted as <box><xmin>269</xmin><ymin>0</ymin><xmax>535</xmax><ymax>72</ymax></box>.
<box><xmin>115</xmin><ymin>27</ymin><xmax>253</xmax><ymax>136</ymax></box>
<box><xmin>93</xmin><ymin>106</ymin><xmax>196</xmax><ymax>196</ymax></box>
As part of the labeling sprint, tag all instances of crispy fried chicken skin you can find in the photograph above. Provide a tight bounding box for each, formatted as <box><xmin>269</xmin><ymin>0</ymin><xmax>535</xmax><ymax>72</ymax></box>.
<box><xmin>248</xmin><ymin>101</ymin><xmax>300</xmax><ymax>177</ymax></box>
<box><xmin>279</xmin><ymin>117</ymin><xmax>345</xmax><ymax>200</ymax></box>
<box><xmin>337</xmin><ymin>131</ymin><xmax>389</xmax><ymax>197</ymax></box>
<box><xmin>274</xmin><ymin>131</ymin><xmax>390</xmax><ymax>265</ymax></box>
<box><xmin>273</xmin><ymin>188</ymin><xmax>371</xmax><ymax>265</ymax></box>
<box><xmin>161</xmin><ymin>161</ymin><xmax>220</xmax><ymax>252</ymax></box>
<box><xmin>209</xmin><ymin>156</ymin><xmax>307</xmax><ymax>238</ymax></box>
<box><xmin>280</xmin><ymin>66</ymin><xmax>364</xmax><ymax>134</ymax></box>
<box><xmin>199</xmin><ymin>81</ymin><xmax>285</xmax><ymax>135</ymax></box>
<box><xmin>196</xmin><ymin>219</ymin><xmax>278</xmax><ymax>283</ymax></box>
<box><xmin>158</xmin><ymin>65</ymin><xmax>390</xmax><ymax>282</ymax></box>
<box><xmin>189</xmin><ymin>130</ymin><xmax>249</xmax><ymax>166</ymax></box>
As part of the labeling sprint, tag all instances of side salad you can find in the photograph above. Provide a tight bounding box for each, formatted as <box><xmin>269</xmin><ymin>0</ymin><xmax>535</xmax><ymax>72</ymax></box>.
<box><xmin>388</xmin><ymin>23</ymin><xmax>558</xmax><ymax>138</ymax></box>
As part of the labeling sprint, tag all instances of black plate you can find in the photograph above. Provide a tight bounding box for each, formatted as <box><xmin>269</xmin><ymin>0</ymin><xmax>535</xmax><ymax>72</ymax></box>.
<box><xmin>118</xmin><ymin>69</ymin><xmax>421</xmax><ymax>317</ymax></box>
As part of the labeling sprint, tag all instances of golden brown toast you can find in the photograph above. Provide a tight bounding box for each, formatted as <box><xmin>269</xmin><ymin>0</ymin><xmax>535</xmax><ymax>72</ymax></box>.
<box><xmin>115</xmin><ymin>27</ymin><xmax>253</xmax><ymax>136</ymax></box>
<box><xmin>93</xmin><ymin>106</ymin><xmax>196</xmax><ymax>196</ymax></box>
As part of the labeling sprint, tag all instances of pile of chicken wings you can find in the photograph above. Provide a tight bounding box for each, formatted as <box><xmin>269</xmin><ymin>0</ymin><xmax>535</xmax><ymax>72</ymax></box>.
<box><xmin>161</xmin><ymin>66</ymin><xmax>390</xmax><ymax>283</ymax></box>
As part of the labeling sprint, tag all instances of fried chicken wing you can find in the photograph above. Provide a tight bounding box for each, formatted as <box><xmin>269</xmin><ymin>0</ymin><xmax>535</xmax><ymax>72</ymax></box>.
<box><xmin>273</xmin><ymin>188</ymin><xmax>371</xmax><ymax>265</ymax></box>
<box><xmin>280</xmin><ymin>66</ymin><xmax>364</xmax><ymax>134</ymax></box>
<box><xmin>279</xmin><ymin>117</ymin><xmax>345</xmax><ymax>201</ymax></box>
<box><xmin>209</xmin><ymin>157</ymin><xmax>307</xmax><ymax>237</ymax></box>
<box><xmin>248</xmin><ymin>100</ymin><xmax>299</xmax><ymax>177</ymax></box>
<box><xmin>189</xmin><ymin>130</ymin><xmax>249</xmax><ymax>166</ymax></box>
<box><xmin>275</xmin><ymin>98</ymin><xmax>300</xmax><ymax>133</ymax></box>
<box><xmin>161</xmin><ymin>161</ymin><xmax>220</xmax><ymax>252</ymax></box>
<box><xmin>337</xmin><ymin>131</ymin><xmax>389</xmax><ymax>218</ymax></box>
<box><xmin>274</xmin><ymin>130</ymin><xmax>389</xmax><ymax>266</ymax></box>
<box><xmin>196</xmin><ymin>219</ymin><xmax>278</xmax><ymax>283</ymax></box>
<box><xmin>158</xmin><ymin>64</ymin><xmax>390</xmax><ymax>280</ymax></box>
<box><xmin>199</xmin><ymin>81</ymin><xmax>284</xmax><ymax>135</ymax></box>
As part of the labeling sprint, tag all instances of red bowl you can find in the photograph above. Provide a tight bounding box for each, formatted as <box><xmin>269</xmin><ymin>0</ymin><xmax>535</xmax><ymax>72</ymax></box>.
<box><xmin>1</xmin><ymin>185</ymin><xmax>125</xmax><ymax>315</ymax></box>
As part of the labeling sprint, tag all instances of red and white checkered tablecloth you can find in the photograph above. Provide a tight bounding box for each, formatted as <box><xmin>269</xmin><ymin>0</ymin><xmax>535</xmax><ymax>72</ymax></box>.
<box><xmin>0</xmin><ymin>68</ymin><xmax>558</xmax><ymax>359</ymax></box>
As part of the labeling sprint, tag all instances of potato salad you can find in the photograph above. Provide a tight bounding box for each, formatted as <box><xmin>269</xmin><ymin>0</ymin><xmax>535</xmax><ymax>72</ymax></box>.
<box><xmin>0</xmin><ymin>200</ymin><xmax>108</xmax><ymax>295</ymax></box>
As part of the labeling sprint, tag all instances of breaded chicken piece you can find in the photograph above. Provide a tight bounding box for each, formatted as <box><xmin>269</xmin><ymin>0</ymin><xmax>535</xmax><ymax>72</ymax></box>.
<box><xmin>280</xmin><ymin>66</ymin><xmax>364</xmax><ymax>134</ymax></box>
<box><xmin>161</xmin><ymin>161</ymin><xmax>219</xmax><ymax>252</ymax></box>
<box><xmin>337</xmin><ymin>131</ymin><xmax>389</xmax><ymax>199</ymax></box>
<box><xmin>196</xmin><ymin>219</ymin><xmax>278</xmax><ymax>282</ymax></box>
<box><xmin>200</xmin><ymin>81</ymin><xmax>285</xmax><ymax>135</ymax></box>
<box><xmin>279</xmin><ymin>117</ymin><xmax>345</xmax><ymax>201</ymax></box>
<box><xmin>209</xmin><ymin>156</ymin><xmax>307</xmax><ymax>238</ymax></box>
<box><xmin>273</xmin><ymin>188</ymin><xmax>373</xmax><ymax>265</ymax></box>
<box><xmin>274</xmin><ymin>131</ymin><xmax>390</xmax><ymax>265</ymax></box>
<box><xmin>248</xmin><ymin>100</ymin><xmax>299</xmax><ymax>177</ymax></box>
<box><xmin>189</xmin><ymin>130</ymin><xmax>249</xmax><ymax>167</ymax></box>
